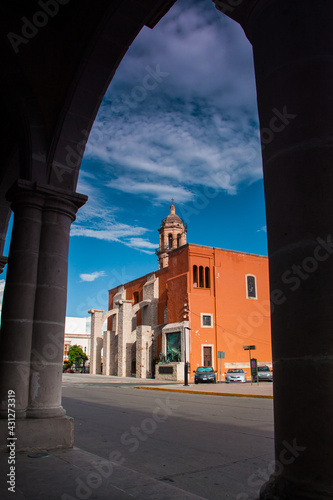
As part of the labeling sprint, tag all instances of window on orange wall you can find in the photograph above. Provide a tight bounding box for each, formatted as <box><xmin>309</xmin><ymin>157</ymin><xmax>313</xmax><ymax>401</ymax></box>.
<box><xmin>247</xmin><ymin>275</ymin><xmax>257</xmax><ymax>298</ymax></box>
<box><xmin>201</xmin><ymin>314</ymin><xmax>213</xmax><ymax>327</ymax></box>
<box><xmin>205</xmin><ymin>267</ymin><xmax>210</xmax><ymax>288</ymax></box>
<box><xmin>133</xmin><ymin>291</ymin><xmax>139</xmax><ymax>304</ymax></box>
<box><xmin>193</xmin><ymin>265</ymin><xmax>198</xmax><ymax>287</ymax></box>
<box><xmin>199</xmin><ymin>266</ymin><xmax>204</xmax><ymax>288</ymax></box>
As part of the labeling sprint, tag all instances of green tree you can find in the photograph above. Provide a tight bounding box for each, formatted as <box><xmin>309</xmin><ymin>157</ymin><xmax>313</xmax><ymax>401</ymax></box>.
<box><xmin>67</xmin><ymin>344</ymin><xmax>88</xmax><ymax>367</ymax></box>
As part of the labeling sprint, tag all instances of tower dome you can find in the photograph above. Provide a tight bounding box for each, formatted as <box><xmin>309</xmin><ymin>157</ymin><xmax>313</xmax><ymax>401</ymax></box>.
<box><xmin>156</xmin><ymin>202</ymin><xmax>187</xmax><ymax>269</ymax></box>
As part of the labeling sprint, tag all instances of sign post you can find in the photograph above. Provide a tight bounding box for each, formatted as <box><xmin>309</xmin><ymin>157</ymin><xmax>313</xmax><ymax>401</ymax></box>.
<box><xmin>184</xmin><ymin>327</ymin><xmax>191</xmax><ymax>386</ymax></box>
<box><xmin>243</xmin><ymin>345</ymin><xmax>256</xmax><ymax>385</ymax></box>
<box><xmin>217</xmin><ymin>351</ymin><xmax>225</xmax><ymax>383</ymax></box>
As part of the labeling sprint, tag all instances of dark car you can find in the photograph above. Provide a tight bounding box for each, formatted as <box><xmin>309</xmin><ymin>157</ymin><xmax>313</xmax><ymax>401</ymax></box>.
<box><xmin>193</xmin><ymin>366</ymin><xmax>217</xmax><ymax>384</ymax></box>
<box><xmin>254</xmin><ymin>365</ymin><xmax>273</xmax><ymax>382</ymax></box>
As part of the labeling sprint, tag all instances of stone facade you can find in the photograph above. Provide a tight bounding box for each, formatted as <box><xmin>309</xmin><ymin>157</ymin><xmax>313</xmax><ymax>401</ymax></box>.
<box><xmin>89</xmin><ymin>273</ymin><xmax>160</xmax><ymax>379</ymax></box>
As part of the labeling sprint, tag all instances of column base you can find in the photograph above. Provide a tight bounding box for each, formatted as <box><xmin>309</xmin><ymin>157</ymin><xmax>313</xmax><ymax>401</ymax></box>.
<box><xmin>260</xmin><ymin>475</ymin><xmax>333</xmax><ymax>500</ymax></box>
<box><xmin>0</xmin><ymin>416</ymin><xmax>74</xmax><ymax>452</ymax></box>
<box><xmin>26</xmin><ymin>406</ymin><xmax>66</xmax><ymax>419</ymax></box>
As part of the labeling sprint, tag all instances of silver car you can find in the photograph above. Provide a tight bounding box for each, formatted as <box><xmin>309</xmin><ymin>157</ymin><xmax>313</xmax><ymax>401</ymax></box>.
<box><xmin>254</xmin><ymin>366</ymin><xmax>273</xmax><ymax>382</ymax></box>
<box><xmin>225</xmin><ymin>368</ymin><xmax>247</xmax><ymax>383</ymax></box>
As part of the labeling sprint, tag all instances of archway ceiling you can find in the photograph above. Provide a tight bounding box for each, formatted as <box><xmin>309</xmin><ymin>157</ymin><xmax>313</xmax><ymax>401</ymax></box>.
<box><xmin>0</xmin><ymin>0</ymin><xmax>177</xmax><ymax>190</ymax></box>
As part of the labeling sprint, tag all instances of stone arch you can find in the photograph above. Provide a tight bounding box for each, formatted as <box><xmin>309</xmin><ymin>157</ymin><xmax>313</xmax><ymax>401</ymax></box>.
<box><xmin>0</xmin><ymin>3</ymin><xmax>332</xmax><ymax>497</ymax></box>
<box><xmin>132</xmin><ymin>299</ymin><xmax>151</xmax><ymax>316</ymax></box>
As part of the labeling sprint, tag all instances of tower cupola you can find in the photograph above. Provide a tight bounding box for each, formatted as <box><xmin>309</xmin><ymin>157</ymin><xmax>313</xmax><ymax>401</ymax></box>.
<box><xmin>156</xmin><ymin>202</ymin><xmax>187</xmax><ymax>269</ymax></box>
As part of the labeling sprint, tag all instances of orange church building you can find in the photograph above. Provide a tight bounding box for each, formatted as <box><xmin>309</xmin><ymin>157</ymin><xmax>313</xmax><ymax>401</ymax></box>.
<box><xmin>90</xmin><ymin>203</ymin><xmax>272</xmax><ymax>382</ymax></box>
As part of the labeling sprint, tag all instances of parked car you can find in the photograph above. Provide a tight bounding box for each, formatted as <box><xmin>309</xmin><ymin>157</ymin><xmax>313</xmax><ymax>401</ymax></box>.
<box><xmin>225</xmin><ymin>368</ymin><xmax>247</xmax><ymax>383</ymax></box>
<box><xmin>193</xmin><ymin>366</ymin><xmax>217</xmax><ymax>384</ymax></box>
<box><xmin>254</xmin><ymin>365</ymin><xmax>273</xmax><ymax>382</ymax></box>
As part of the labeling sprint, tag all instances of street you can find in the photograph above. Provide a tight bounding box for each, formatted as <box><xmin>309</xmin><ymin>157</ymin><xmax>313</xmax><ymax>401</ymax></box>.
<box><xmin>62</xmin><ymin>379</ymin><xmax>274</xmax><ymax>499</ymax></box>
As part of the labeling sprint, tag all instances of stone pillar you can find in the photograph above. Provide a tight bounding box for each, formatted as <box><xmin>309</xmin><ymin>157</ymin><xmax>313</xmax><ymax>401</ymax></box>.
<box><xmin>0</xmin><ymin>180</ymin><xmax>87</xmax><ymax>449</ymax></box>
<box><xmin>103</xmin><ymin>330</ymin><xmax>118</xmax><ymax>376</ymax></box>
<box><xmin>88</xmin><ymin>309</ymin><xmax>105</xmax><ymax>375</ymax></box>
<box><xmin>117</xmin><ymin>300</ymin><xmax>133</xmax><ymax>377</ymax></box>
<box><xmin>216</xmin><ymin>1</ymin><xmax>333</xmax><ymax>498</ymax></box>
<box><xmin>0</xmin><ymin>186</ymin><xmax>44</xmax><ymax>419</ymax></box>
<box><xmin>136</xmin><ymin>326</ymin><xmax>152</xmax><ymax>379</ymax></box>
<box><xmin>27</xmin><ymin>188</ymin><xmax>86</xmax><ymax>418</ymax></box>
<box><xmin>142</xmin><ymin>274</ymin><xmax>159</xmax><ymax>327</ymax></box>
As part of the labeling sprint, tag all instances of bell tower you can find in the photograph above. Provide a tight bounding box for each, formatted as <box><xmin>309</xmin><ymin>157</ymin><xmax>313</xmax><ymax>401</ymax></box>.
<box><xmin>156</xmin><ymin>202</ymin><xmax>187</xmax><ymax>269</ymax></box>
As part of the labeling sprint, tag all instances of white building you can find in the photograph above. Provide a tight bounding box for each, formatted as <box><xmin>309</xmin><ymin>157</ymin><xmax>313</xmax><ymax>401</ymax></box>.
<box><xmin>64</xmin><ymin>317</ymin><xmax>91</xmax><ymax>361</ymax></box>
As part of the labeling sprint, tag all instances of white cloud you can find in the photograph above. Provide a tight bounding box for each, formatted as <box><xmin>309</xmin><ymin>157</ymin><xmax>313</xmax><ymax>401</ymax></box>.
<box><xmin>83</xmin><ymin>0</ymin><xmax>261</xmax><ymax>206</ymax></box>
<box><xmin>123</xmin><ymin>237</ymin><xmax>157</xmax><ymax>254</ymax></box>
<box><xmin>71</xmin><ymin>223</ymin><xmax>148</xmax><ymax>241</ymax></box>
<box><xmin>108</xmin><ymin>178</ymin><xmax>195</xmax><ymax>203</ymax></box>
<box><xmin>80</xmin><ymin>271</ymin><xmax>106</xmax><ymax>282</ymax></box>
<box><xmin>75</xmin><ymin>0</ymin><xmax>262</xmax><ymax>249</ymax></box>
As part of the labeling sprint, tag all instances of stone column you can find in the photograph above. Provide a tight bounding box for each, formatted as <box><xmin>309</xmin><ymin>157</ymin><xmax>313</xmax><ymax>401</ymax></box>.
<box><xmin>27</xmin><ymin>187</ymin><xmax>87</xmax><ymax>418</ymax></box>
<box><xmin>88</xmin><ymin>309</ymin><xmax>105</xmax><ymax>375</ymax></box>
<box><xmin>0</xmin><ymin>185</ymin><xmax>44</xmax><ymax>419</ymax></box>
<box><xmin>0</xmin><ymin>181</ymin><xmax>87</xmax><ymax>449</ymax></box>
<box><xmin>216</xmin><ymin>1</ymin><xmax>333</xmax><ymax>498</ymax></box>
<box><xmin>117</xmin><ymin>300</ymin><xmax>133</xmax><ymax>377</ymax></box>
<box><xmin>136</xmin><ymin>326</ymin><xmax>152</xmax><ymax>379</ymax></box>
<box><xmin>103</xmin><ymin>331</ymin><xmax>111</xmax><ymax>376</ymax></box>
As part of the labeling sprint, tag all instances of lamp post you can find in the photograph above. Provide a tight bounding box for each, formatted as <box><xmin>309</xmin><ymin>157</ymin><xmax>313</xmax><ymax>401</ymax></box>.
<box><xmin>184</xmin><ymin>327</ymin><xmax>191</xmax><ymax>386</ymax></box>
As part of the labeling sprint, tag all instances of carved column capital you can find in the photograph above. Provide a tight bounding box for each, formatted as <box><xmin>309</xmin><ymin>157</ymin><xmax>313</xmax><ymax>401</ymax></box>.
<box><xmin>6</xmin><ymin>179</ymin><xmax>87</xmax><ymax>221</ymax></box>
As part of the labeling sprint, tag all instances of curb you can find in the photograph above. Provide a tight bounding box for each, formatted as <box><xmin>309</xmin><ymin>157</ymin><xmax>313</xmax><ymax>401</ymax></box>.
<box><xmin>133</xmin><ymin>386</ymin><xmax>273</xmax><ymax>399</ymax></box>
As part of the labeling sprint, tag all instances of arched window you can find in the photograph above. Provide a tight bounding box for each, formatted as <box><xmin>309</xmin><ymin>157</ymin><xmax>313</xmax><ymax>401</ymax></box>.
<box><xmin>168</xmin><ymin>233</ymin><xmax>173</xmax><ymax>249</ymax></box>
<box><xmin>205</xmin><ymin>267</ymin><xmax>210</xmax><ymax>288</ymax></box>
<box><xmin>246</xmin><ymin>275</ymin><xmax>257</xmax><ymax>298</ymax></box>
<box><xmin>193</xmin><ymin>265</ymin><xmax>198</xmax><ymax>287</ymax></box>
<box><xmin>199</xmin><ymin>266</ymin><xmax>204</xmax><ymax>288</ymax></box>
<box><xmin>177</xmin><ymin>234</ymin><xmax>181</xmax><ymax>248</ymax></box>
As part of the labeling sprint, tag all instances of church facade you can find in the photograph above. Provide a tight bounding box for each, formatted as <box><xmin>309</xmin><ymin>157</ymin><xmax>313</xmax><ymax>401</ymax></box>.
<box><xmin>89</xmin><ymin>204</ymin><xmax>272</xmax><ymax>382</ymax></box>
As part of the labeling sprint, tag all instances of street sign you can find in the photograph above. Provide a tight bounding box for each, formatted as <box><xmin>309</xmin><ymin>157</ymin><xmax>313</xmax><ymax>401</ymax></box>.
<box><xmin>243</xmin><ymin>345</ymin><xmax>256</xmax><ymax>351</ymax></box>
<box><xmin>217</xmin><ymin>351</ymin><xmax>225</xmax><ymax>359</ymax></box>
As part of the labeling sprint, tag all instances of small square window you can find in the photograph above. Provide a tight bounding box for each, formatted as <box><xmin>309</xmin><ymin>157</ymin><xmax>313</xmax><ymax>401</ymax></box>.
<box><xmin>201</xmin><ymin>314</ymin><xmax>213</xmax><ymax>328</ymax></box>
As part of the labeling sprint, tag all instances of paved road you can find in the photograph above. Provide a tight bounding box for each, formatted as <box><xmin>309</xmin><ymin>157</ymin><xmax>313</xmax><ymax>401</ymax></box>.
<box><xmin>62</xmin><ymin>379</ymin><xmax>274</xmax><ymax>499</ymax></box>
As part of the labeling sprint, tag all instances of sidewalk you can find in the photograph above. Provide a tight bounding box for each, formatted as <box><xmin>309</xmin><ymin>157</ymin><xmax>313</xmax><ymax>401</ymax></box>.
<box><xmin>0</xmin><ymin>447</ymin><xmax>207</xmax><ymax>500</ymax></box>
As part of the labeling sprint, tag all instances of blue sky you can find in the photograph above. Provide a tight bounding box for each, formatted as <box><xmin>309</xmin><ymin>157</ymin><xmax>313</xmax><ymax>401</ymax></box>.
<box><xmin>2</xmin><ymin>0</ymin><xmax>268</xmax><ymax>317</ymax></box>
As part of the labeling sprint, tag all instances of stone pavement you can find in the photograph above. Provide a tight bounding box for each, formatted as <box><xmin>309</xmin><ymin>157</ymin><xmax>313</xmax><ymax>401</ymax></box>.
<box><xmin>0</xmin><ymin>374</ymin><xmax>271</xmax><ymax>499</ymax></box>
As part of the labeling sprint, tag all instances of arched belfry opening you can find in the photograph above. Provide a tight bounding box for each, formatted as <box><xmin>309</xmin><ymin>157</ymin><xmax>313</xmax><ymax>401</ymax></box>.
<box><xmin>156</xmin><ymin>202</ymin><xmax>187</xmax><ymax>269</ymax></box>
